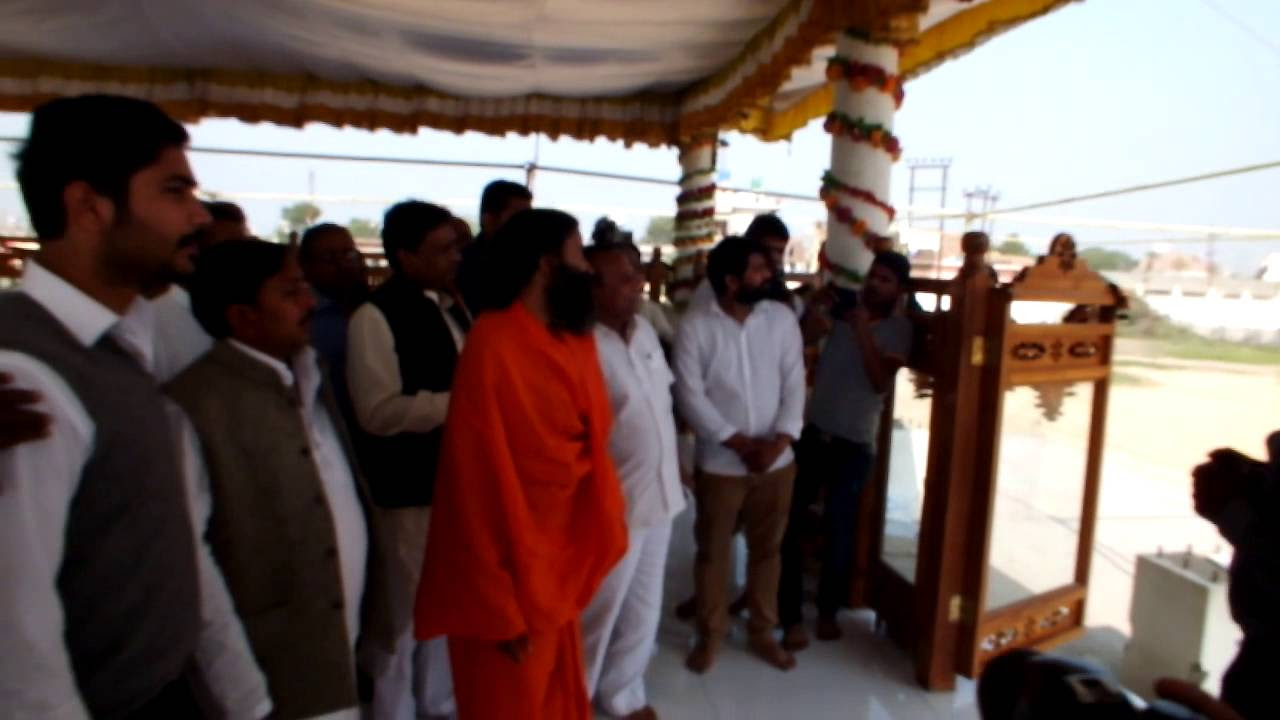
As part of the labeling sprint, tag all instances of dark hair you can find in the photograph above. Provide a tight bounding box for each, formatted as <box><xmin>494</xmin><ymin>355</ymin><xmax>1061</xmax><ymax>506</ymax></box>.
<box><xmin>298</xmin><ymin>222</ymin><xmax>350</xmax><ymax>263</ymax></box>
<box><xmin>381</xmin><ymin>201</ymin><xmax>453</xmax><ymax>272</ymax></box>
<box><xmin>584</xmin><ymin>242</ymin><xmax>638</xmax><ymax>283</ymax></box>
<box><xmin>743</xmin><ymin>213</ymin><xmax>790</xmax><ymax>243</ymax></box>
<box><xmin>706</xmin><ymin>235</ymin><xmax>769</xmax><ymax>296</ymax></box>
<box><xmin>488</xmin><ymin>208</ymin><xmax>579</xmax><ymax>309</ymax></box>
<box><xmin>16</xmin><ymin>94</ymin><xmax>190</xmax><ymax>239</ymax></box>
<box><xmin>190</xmin><ymin>239</ymin><xmax>292</xmax><ymax>339</ymax></box>
<box><xmin>871</xmin><ymin>250</ymin><xmax>912</xmax><ymax>289</ymax></box>
<box><xmin>479</xmin><ymin>180</ymin><xmax>532</xmax><ymax>220</ymax></box>
<box><xmin>204</xmin><ymin>200</ymin><xmax>245</xmax><ymax>224</ymax></box>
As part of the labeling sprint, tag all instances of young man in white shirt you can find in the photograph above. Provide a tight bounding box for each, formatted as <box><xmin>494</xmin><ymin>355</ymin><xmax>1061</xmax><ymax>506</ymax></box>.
<box><xmin>0</xmin><ymin>94</ymin><xmax>267</xmax><ymax>719</ymax></box>
<box><xmin>346</xmin><ymin>201</ymin><xmax>465</xmax><ymax>720</ymax></box>
<box><xmin>674</xmin><ymin>235</ymin><xmax>807</xmax><ymax>674</ymax></box>
<box><xmin>582</xmin><ymin>243</ymin><xmax>687</xmax><ymax>720</ymax></box>
<box><xmin>171</xmin><ymin>239</ymin><xmax>394</xmax><ymax>719</ymax></box>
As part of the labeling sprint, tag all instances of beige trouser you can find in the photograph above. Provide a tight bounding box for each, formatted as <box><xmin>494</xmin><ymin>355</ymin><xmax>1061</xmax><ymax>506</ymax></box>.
<box><xmin>693</xmin><ymin>463</ymin><xmax>796</xmax><ymax>644</ymax></box>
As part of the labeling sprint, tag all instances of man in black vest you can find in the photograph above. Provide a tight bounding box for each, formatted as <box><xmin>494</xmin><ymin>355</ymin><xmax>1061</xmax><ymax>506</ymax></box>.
<box><xmin>0</xmin><ymin>95</ymin><xmax>262</xmax><ymax>718</ymax></box>
<box><xmin>346</xmin><ymin>200</ymin><xmax>469</xmax><ymax>720</ymax></box>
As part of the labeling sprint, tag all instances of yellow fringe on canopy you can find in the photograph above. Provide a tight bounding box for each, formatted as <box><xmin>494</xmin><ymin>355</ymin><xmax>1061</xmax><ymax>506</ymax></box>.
<box><xmin>0</xmin><ymin>0</ymin><xmax>1072</xmax><ymax>146</ymax></box>
<box><xmin>0</xmin><ymin>58</ymin><xmax>684</xmax><ymax>147</ymax></box>
<box><xmin>751</xmin><ymin>0</ymin><xmax>1080</xmax><ymax>142</ymax></box>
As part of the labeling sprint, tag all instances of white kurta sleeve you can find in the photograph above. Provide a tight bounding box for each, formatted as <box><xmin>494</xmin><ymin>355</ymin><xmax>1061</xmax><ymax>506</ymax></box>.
<box><xmin>346</xmin><ymin>303</ymin><xmax>450</xmax><ymax>436</ymax></box>
<box><xmin>673</xmin><ymin>315</ymin><xmax>738</xmax><ymax>444</ymax></box>
<box><xmin>0</xmin><ymin>352</ymin><xmax>93</xmax><ymax>720</ymax></box>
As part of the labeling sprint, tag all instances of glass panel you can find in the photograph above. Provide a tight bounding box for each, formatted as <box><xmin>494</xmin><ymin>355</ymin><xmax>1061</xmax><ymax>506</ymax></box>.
<box><xmin>1009</xmin><ymin>300</ymin><xmax>1079</xmax><ymax>325</ymax></box>
<box><xmin>880</xmin><ymin>370</ymin><xmax>933</xmax><ymax>584</ymax></box>
<box><xmin>985</xmin><ymin>382</ymin><xmax>1093</xmax><ymax>611</ymax></box>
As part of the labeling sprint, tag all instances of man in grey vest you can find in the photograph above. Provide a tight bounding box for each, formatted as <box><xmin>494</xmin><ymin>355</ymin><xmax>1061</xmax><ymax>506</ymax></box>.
<box><xmin>171</xmin><ymin>239</ymin><xmax>394</xmax><ymax>719</ymax></box>
<box><xmin>0</xmin><ymin>95</ymin><xmax>266</xmax><ymax>718</ymax></box>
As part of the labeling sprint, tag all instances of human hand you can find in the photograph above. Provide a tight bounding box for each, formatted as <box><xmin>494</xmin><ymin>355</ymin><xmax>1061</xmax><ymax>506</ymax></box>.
<box><xmin>750</xmin><ymin>435</ymin><xmax>792</xmax><ymax>474</ymax></box>
<box><xmin>724</xmin><ymin>433</ymin><xmax>757</xmax><ymax>465</ymax></box>
<box><xmin>1154</xmin><ymin>678</ymin><xmax>1244</xmax><ymax>720</ymax></box>
<box><xmin>1192</xmin><ymin>448</ymin><xmax>1258</xmax><ymax>520</ymax></box>
<box><xmin>0</xmin><ymin>372</ymin><xmax>50</xmax><ymax>451</ymax></box>
<box><xmin>497</xmin><ymin>634</ymin><xmax>531</xmax><ymax>664</ymax></box>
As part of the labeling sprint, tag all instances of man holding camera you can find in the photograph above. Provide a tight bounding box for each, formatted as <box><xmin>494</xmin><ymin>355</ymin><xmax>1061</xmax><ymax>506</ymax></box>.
<box><xmin>778</xmin><ymin>251</ymin><xmax>912</xmax><ymax>649</ymax></box>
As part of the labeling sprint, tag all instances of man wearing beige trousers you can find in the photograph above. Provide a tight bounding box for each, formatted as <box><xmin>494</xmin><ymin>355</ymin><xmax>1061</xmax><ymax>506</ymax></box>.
<box><xmin>673</xmin><ymin>236</ymin><xmax>806</xmax><ymax>675</ymax></box>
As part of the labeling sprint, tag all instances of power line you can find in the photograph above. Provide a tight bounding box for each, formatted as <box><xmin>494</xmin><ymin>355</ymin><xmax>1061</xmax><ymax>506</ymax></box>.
<box><xmin>979</xmin><ymin>159</ymin><xmax>1280</xmax><ymax>216</ymax></box>
<box><xmin>907</xmin><ymin>159</ymin><xmax>1280</xmax><ymax>224</ymax></box>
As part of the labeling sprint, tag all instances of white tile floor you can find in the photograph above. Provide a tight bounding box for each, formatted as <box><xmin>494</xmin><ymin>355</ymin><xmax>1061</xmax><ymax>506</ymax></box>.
<box><xmin>639</xmin><ymin>509</ymin><xmax>982</xmax><ymax>720</ymax></box>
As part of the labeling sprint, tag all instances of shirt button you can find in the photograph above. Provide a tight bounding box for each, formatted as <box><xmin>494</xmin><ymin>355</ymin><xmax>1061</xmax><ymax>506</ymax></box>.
<box><xmin>300</xmin><ymin>446</ymin><xmax>312</xmax><ymax>457</ymax></box>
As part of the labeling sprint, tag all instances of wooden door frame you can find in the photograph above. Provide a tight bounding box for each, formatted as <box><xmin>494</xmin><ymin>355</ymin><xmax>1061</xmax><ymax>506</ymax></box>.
<box><xmin>954</xmin><ymin>250</ymin><xmax>1122</xmax><ymax>677</ymax></box>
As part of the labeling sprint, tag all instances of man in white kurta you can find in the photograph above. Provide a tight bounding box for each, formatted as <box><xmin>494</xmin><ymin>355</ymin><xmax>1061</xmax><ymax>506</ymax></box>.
<box><xmin>582</xmin><ymin>243</ymin><xmax>686</xmax><ymax>719</ymax></box>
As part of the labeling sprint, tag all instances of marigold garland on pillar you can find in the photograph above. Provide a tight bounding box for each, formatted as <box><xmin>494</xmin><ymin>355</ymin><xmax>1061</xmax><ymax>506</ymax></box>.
<box><xmin>821</xmin><ymin>30</ymin><xmax>904</xmax><ymax>287</ymax></box>
<box><xmin>672</xmin><ymin>134</ymin><xmax>718</xmax><ymax>287</ymax></box>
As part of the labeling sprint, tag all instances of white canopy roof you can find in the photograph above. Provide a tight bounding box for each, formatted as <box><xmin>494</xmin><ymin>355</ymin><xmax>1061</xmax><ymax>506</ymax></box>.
<box><xmin>0</xmin><ymin>0</ymin><xmax>1075</xmax><ymax>144</ymax></box>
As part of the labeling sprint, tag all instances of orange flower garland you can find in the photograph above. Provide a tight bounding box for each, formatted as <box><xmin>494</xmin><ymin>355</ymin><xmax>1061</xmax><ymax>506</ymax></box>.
<box><xmin>821</xmin><ymin>194</ymin><xmax>879</xmax><ymax>252</ymax></box>
<box><xmin>820</xmin><ymin>171</ymin><xmax>895</xmax><ymax>221</ymax></box>
<box><xmin>825</xmin><ymin>56</ymin><xmax>904</xmax><ymax>107</ymax></box>
<box><xmin>823</xmin><ymin>112</ymin><xmax>902</xmax><ymax>160</ymax></box>
<box><xmin>676</xmin><ymin>183</ymin><xmax>716</xmax><ymax>206</ymax></box>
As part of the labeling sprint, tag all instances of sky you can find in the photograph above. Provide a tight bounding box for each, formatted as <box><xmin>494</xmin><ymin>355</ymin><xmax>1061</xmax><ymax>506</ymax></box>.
<box><xmin>0</xmin><ymin>0</ymin><xmax>1277</xmax><ymax>273</ymax></box>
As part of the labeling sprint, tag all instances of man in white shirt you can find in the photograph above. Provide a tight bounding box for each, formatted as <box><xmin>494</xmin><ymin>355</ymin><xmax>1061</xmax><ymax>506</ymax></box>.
<box><xmin>170</xmin><ymin>239</ymin><xmax>394</xmax><ymax>719</ymax></box>
<box><xmin>0</xmin><ymin>94</ymin><xmax>267</xmax><ymax>719</ymax></box>
<box><xmin>346</xmin><ymin>201</ymin><xmax>465</xmax><ymax>720</ymax></box>
<box><xmin>674</xmin><ymin>235</ymin><xmax>806</xmax><ymax>675</ymax></box>
<box><xmin>581</xmin><ymin>243</ymin><xmax>686</xmax><ymax>720</ymax></box>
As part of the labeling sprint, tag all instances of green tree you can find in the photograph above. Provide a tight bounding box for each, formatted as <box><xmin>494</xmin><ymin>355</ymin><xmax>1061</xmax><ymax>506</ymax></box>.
<box><xmin>644</xmin><ymin>216</ymin><xmax>676</xmax><ymax>246</ymax></box>
<box><xmin>1080</xmin><ymin>246</ymin><xmax>1138</xmax><ymax>272</ymax></box>
<box><xmin>282</xmin><ymin>202</ymin><xmax>322</xmax><ymax>231</ymax></box>
<box><xmin>995</xmin><ymin>238</ymin><xmax>1032</xmax><ymax>257</ymax></box>
<box><xmin>347</xmin><ymin>217</ymin><xmax>380</xmax><ymax>239</ymax></box>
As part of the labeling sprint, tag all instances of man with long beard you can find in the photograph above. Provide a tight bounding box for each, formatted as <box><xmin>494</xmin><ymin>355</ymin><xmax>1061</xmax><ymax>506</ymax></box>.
<box><xmin>414</xmin><ymin>209</ymin><xmax>627</xmax><ymax>719</ymax></box>
<box><xmin>674</xmin><ymin>235</ymin><xmax>806</xmax><ymax>675</ymax></box>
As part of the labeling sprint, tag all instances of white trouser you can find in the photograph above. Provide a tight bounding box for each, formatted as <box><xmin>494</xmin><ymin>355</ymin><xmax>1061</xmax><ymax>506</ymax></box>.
<box><xmin>369</xmin><ymin>507</ymin><xmax>455</xmax><ymax>720</ymax></box>
<box><xmin>582</xmin><ymin>520</ymin><xmax>674</xmax><ymax>717</ymax></box>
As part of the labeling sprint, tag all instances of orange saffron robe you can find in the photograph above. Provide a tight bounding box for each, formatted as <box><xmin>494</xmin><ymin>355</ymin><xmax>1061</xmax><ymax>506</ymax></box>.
<box><xmin>415</xmin><ymin>303</ymin><xmax>628</xmax><ymax>719</ymax></box>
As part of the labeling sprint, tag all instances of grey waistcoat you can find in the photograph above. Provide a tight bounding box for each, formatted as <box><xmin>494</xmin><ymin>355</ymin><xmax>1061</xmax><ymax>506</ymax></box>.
<box><xmin>0</xmin><ymin>292</ymin><xmax>199</xmax><ymax>719</ymax></box>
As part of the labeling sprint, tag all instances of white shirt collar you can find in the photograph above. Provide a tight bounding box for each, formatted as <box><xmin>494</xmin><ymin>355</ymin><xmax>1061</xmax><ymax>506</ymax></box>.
<box><xmin>423</xmin><ymin>289</ymin><xmax>452</xmax><ymax>308</ymax></box>
<box><xmin>20</xmin><ymin>260</ymin><xmax>121</xmax><ymax>348</ymax></box>
<box><xmin>226</xmin><ymin>340</ymin><xmax>323</xmax><ymax>408</ymax></box>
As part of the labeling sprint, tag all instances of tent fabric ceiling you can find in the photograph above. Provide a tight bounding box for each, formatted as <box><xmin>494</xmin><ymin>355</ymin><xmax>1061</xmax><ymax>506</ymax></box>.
<box><xmin>0</xmin><ymin>0</ymin><xmax>1073</xmax><ymax>145</ymax></box>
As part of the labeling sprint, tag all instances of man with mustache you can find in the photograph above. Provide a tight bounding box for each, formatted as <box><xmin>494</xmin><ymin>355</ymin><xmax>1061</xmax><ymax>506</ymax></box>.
<box><xmin>167</xmin><ymin>239</ymin><xmax>394</xmax><ymax>719</ymax></box>
<box><xmin>414</xmin><ymin>209</ymin><xmax>627</xmax><ymax>719</ymax></box>
<box><xmin>674</xmin><ymin>235</ymin><xmax>806</xmax><ymax>675</ymax></box>
<box><xmin>346</xmin><ymin>202</ymin><xmax>464</xmax><ymax>720</ymax></box>
<box><xmin>0</xmin><ymin>94</ymin><xmax>261</xmax><ymax>718</ymax></box>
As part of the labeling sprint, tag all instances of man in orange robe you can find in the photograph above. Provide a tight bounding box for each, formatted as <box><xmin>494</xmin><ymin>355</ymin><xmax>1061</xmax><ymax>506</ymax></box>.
<box><xmin>415</xmin><ymin>208</ymin><xmax>628</xmax><ymax>720</ymax></box>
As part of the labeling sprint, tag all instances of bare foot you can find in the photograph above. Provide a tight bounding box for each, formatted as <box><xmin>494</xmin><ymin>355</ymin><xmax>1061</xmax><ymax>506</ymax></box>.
<box><xmin>622</xmin><ymin>706</ymin><xmax>659</xmax><ymax>720</ymax></box>
<box><xmin>685</xmin><ymin>642</ymin><xmax>717</xmax><ymax>674</ymax></box>
<box><xmin>750</xmin><ymin>637</ymin><xmax>797</xmax><ymax>671</ymax></box>
<box><xmin>782</xmin><ymin>624</ymin><xmax>810</xmax><ymax>652</ymax></box>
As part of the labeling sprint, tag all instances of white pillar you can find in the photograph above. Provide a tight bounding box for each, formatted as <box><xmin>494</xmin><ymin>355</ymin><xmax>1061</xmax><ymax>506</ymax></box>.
<box><xmin>673</xmin><ymin>134</ymin><xmax>718</xmax><ymax>291</ymax></box>
<box><xmin>821</xmin><ymin>32</ymin><xmax>902</xmax><ymax>287</ymax></box>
